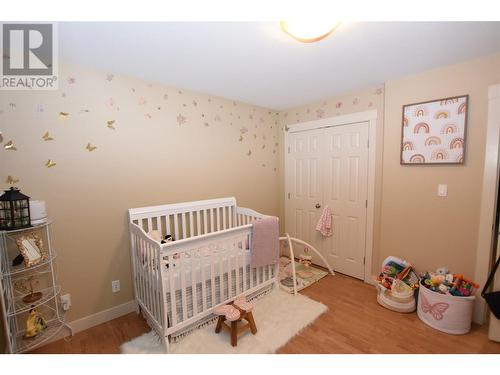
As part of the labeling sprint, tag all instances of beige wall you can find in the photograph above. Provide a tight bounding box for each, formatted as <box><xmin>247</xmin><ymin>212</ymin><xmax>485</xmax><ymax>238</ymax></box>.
<box><xmin>1</xmin><ymin>53</ymin><xmax>499</xmax><ymax>352</ymax></box>
<box><xmin>279</xmin><ymin>53</ymin><xmax>500</xmax><ymax>281</ymax></box>
<box><xmin>380</xmin><ymin>53</ymin><xmax>500</xmax><ymax>276</ymax></box>
<box><xmin>0</xmin><ymin>63</ymin><xmax>280</xmax><ymax>338</ymax></box>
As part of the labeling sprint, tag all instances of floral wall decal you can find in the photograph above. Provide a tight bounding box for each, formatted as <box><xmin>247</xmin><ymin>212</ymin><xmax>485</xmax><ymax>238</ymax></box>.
<box><xmin>279</xmin><ymin>86</ymin><xmax>384</xmax><ymax>128</ymax></box>
<box><xmin>316</xmin><ymin>109</ymin><xmax>325</xmax><ymax>118</ymax></box>
<box><xmin>176</xmin><ymin>114</ymin><xmax>186</xmax><ymax>125</ymax></box>
<box><xmin>1</xmin><ymin>62</ymin><xmax>280</xmax><ymax>186</ymax></box>
<box><xmin>105</xmin><ymin>98</ymin><xmax>118</xmax><ymax>111</ymax></box>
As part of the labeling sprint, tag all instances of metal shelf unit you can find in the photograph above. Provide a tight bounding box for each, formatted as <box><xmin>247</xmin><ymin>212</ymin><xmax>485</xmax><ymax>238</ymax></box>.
<box><xmin>0</xmin><ymin>221</ymin><xmax>73</xmax><ymax>353</ymax></box>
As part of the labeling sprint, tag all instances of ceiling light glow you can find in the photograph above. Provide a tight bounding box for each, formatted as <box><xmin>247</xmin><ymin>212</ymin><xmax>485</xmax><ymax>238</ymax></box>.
<box><xmin>280</xmin><ymin>21</ymin><xmax>341</xmax><ymax>43</ymax></box>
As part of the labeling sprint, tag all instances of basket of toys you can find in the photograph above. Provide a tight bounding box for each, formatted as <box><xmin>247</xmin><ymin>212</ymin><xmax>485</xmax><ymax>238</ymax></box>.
<box><xmin>376</xmin><ymin>256</ymin><xmax>419</xmax><ymax>313</ymax></box>
<box><xmin>417</xmin><ymin>268</ymin><xmax>478</xmax><ymax>335</ymax></box>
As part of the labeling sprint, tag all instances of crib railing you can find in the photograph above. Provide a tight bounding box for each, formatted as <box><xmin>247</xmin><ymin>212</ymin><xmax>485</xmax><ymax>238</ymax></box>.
<box><xmin>160</xmin><ymin>224</ymin><xmax>276</xmax><ymax>335</ymax></box>
<box><xmin>128</xmin><ymin>199</ymin><xmax>278</xmax><ymax>349</ymax></box>
<box><xmin>236</xmin><ymin>207</ymin><xmax>266</xmax><ymax>225</ymax></box>
<box><xmin>129</xmin><ymin>219</ymin><xmax>278</xmax><ymax>339</ymax></box>
<box><xmin>129</xmin><ymin>197</ymin><xmax>238</xmax><ymax>241</ymax></box>
<box><xmin>129</xmin><ymin>223</ymin><xmax>164</xmax><ymax>335</ymax></box>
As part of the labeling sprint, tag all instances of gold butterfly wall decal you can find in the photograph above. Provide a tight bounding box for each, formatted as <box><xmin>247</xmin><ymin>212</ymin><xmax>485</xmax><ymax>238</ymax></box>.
<box><xmin>0</xmin><ymin>132</ymin><xmax>3</xmax><ymax>143</ymax></box>
<box><xmin>247</xmin><ymin>150</ymin><xmax>252</xmax><ymax>156</ymax></box>
<box><xmin>4</xmin><ymin>140</ymin><xmax>16</xmax><ymax>150</ymax></box>
<box><xmin>42</xmin><ymin>131</ymin><xmax>54</xmax><ymax>141</ymax></box>
<box><xmin>5</xmin><ymin>175</ymin><xmax>19</xmax><ymax>185</ymax></box>
<box><xmin>45</xmin><ymin>159</ymin><xmax>56</xmax><ymax>168</ymax></box>
<box><xmin>238</xmin><ymin>135</ymin><xmax>243</xmax><ymax>142</ymax></box>
<box><xmin>107</xmin><ymin>120</ymin><xmax>116</xmax><ymax>129</ymax></box>
<box><xmin>59</xmin><ymin>112</ymin><xmax>69</xmax><ymax>119</ymax></box>
<box><xmin>86</xmin><ymin>143</ymin><xmax>97</xmax><ymax>152</ymax></box>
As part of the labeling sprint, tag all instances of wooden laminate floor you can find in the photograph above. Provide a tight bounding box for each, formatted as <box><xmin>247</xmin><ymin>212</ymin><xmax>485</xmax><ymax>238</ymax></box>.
<box><xmin>31</xmin><ymin>274</ymin><xmax>500</xmax><ymax>354</ymax></box>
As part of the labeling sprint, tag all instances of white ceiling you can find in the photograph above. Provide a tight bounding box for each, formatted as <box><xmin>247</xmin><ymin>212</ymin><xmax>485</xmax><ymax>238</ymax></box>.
<box><xmin>59</xmin><ymin>22</ymin><xmax>500</xmax><ymax>110</ymax></box>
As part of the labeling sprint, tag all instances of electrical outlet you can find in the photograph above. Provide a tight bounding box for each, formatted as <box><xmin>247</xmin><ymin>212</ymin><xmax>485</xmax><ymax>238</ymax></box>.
<box><xmin>111</xmin><ymin>280</ymin><xmax>121</xmax><ymax>293</ymax></box>
<box><xmin>60</xmin><ymin>294</ymin><xmax>71</xmax><ymax>311</ymax></box>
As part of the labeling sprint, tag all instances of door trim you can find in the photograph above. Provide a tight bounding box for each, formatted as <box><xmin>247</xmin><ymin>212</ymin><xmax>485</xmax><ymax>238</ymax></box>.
<box><xmin>284</xmin><ymin>110</ymin><xmax>378</xmax><ymax>284</ymax></box>
<box><xmin>474</xmin><ymin>84</ymin><xmax>500</xmax><ymax>324</ymax></box>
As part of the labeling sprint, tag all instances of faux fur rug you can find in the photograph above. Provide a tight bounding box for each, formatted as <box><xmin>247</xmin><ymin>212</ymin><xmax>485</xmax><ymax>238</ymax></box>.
<box><xmin>121</xmin><ymin>289</ymin><xmax>327</xmax><ymax>354</ymax></box>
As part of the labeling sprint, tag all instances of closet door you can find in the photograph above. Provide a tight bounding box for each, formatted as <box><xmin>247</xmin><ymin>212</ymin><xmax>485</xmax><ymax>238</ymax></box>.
<box><xmin>322</xmin><ymin>122</ymin><xmax>369</xmax><ymax>279</ymax></box>
<box><xmin>285</xmin><ymin>129</ymin><xmax>325</xmax><ymax>264</ymax></box>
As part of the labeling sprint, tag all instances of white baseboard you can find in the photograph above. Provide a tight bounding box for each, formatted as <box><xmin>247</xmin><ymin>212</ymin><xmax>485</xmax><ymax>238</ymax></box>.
<box><xmin>45</xmin><ymin>300</ymin><xmax>137</xmax><ymax>346</ymax></box>
<box><xmin>364</xmin><ymin>275</ymin><xmax>377</xmax><ymax>286</ymax></box>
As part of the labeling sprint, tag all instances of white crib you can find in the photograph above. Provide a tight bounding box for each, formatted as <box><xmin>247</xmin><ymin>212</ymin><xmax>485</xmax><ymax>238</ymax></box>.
<box><xmin>128</xmin><ymin>197</ymin><xmax>278</xmax><ymax>353</ymax></box>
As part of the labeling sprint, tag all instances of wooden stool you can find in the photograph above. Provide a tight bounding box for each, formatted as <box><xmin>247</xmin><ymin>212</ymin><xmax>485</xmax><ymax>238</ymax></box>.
<box><xmin>214</xmin><ymin>304</ymin><xmax>257</xmax><ymax>347</ymax></box>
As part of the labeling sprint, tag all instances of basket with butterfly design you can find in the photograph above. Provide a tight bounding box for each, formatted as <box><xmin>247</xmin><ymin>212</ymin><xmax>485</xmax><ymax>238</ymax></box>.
<box><xmin>417</xmin><ymin>280</ymin><xmax>475</xmax><ymax>335</ymax></box>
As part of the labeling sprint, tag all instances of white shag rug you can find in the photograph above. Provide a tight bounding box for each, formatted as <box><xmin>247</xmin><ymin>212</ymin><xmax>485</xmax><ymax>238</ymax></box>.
<box><xmin>121</xmin><ymin>289</ymin><xmax>327</xmax><ymax>354</ymax></box>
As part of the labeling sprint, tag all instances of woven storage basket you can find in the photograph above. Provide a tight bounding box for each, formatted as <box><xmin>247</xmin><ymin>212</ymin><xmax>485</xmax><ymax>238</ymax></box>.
<box><xmin>417</xmin><ymin>280</ymin><xmax>475</xmax><ymax>335</ymax></box>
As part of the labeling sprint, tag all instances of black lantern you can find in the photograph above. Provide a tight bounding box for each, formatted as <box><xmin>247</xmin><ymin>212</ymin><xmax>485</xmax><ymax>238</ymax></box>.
<box><xmin>0</xmin><ymin>187</ymin><xmax>31</xmax><ymax>230</ymax></box>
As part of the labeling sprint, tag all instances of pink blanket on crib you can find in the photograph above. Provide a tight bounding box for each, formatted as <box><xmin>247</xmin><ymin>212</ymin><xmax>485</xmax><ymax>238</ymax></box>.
<box><xmin>250</xmin><ymin>216</ymin><xmax>279</xmax><ymax>268</ymax></box>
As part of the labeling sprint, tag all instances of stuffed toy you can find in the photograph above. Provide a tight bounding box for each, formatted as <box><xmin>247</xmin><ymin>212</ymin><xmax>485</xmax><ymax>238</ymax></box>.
<box><xmin>24</xmin><ymin>307</ymin><xmax>47</xmax><ymax>338</ymax></box>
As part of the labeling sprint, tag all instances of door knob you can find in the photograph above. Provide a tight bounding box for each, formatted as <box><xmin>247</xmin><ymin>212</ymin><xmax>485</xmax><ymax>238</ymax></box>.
<box><xmin>315</xmin><ymin>203</ymin><xmax>321</xmax><ymax>209</ymax></box>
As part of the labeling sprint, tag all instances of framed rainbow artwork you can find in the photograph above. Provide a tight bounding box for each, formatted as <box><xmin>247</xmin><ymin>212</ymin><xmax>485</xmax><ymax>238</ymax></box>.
<box><xmin>401</xmin><ymin>95</ymin><xmax>469</xmax><ymax>165</ymax></box>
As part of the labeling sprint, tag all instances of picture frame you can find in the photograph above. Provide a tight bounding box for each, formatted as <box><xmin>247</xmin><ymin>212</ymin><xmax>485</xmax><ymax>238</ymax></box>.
<box><xmin>15</xmin><ymin>233</ymin><xmax>47</xmax><ymax>268</ymax></box>
<box><xmin>400</xmin><ymin>95</ymin><xmax>469</xmax><ymax>165</ymax></box>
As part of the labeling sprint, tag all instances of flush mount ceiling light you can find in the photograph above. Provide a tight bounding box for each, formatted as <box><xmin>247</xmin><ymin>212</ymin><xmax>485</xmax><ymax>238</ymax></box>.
<box><xmin>280</xmin><ymin>21</ymin><xmax>341</xmax><ymax>43</ymax></box>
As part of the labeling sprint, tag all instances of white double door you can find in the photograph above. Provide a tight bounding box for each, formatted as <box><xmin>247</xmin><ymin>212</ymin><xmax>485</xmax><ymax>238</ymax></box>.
<box><xmin>285</xmin><ymin>122</ymin><xmax>369</xmax><ymax>280</ymax></box>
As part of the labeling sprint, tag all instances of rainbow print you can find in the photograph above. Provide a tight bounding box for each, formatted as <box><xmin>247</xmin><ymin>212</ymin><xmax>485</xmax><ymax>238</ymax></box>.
<box><xmin>401</xmin><ymin>95</ymin><xmax>467</xmax><ymax>164</ymax></box>
<box><xmin>450</xmin><ymin>137</ymin><xmax>464</xmax><ymax>149</ymax></box>
<box><xmin>431</xmin><ymin>149</ymin><xmax>449</xmax><ymax>161</ymax></box>
<box><xmin>440</xmin><ymin>98</ymin><xmax>458</xmax><ymax>105</ymax></box>
<box><xmin>424</xmin><ymin>136</ymin><xmax>441</xmax><ymax>146</ymax></box>
<box><xmin>434</xmin><ymin>110</ymin><xmax>450</xmax><ymax>119</ymax></box>
<box><xmin>441</xmin><ymin>124</ymin><xmax>458</xmax><ymax>134</ymax></box>
<box><xmin>413</xmin><ymin>122</ymin><xmax>430</xmax><ymax>134</ymax></box>
<box><xmin>458</xmin><ymin>102</ymin><xmax>467</xmax><ymax>114</ymax></box>
<box><xmin>402</xmin><ymin>141</ymin><xmax>414</xmax><ymax>151</ymax></box>
<box><xmin>409</xmin><ymin>154</ymin><xmax>425</xmax><ymax>163</ymax></box>
<box><xmin>414</xmin><ymin>107</ymin><xmax>427</xmax><ymax>117</ymax></box>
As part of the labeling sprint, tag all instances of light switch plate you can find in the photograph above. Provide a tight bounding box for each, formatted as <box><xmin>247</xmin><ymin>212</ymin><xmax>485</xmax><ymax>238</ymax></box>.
<box><xmin>438</xmin><ymin>184</ymin><xmax>448</xmax><ymax>197</ymax></box>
